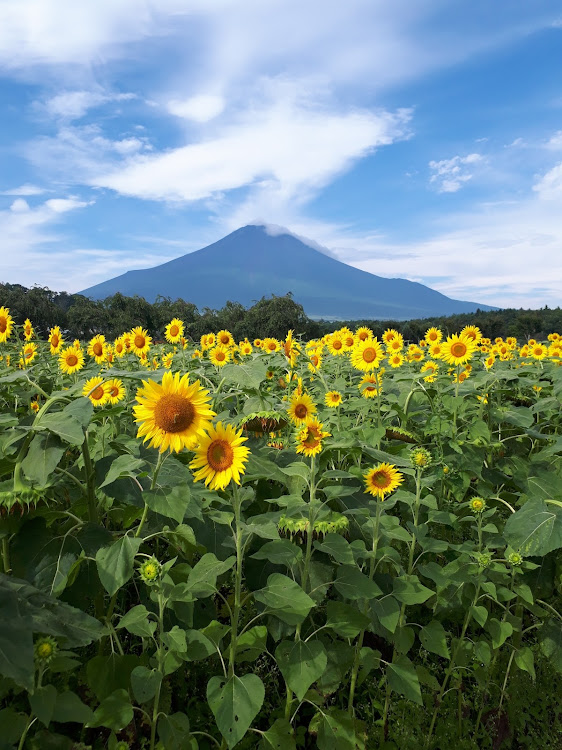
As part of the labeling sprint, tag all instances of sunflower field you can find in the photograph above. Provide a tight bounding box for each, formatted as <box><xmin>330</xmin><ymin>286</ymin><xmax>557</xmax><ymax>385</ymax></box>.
<box><xmin>0</xmin><ymin>306</ymin><xmax>562</xmax><ymax>750</ymax></box>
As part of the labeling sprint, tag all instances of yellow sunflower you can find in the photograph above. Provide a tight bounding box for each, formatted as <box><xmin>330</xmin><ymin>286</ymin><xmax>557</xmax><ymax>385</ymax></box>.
<box><xmin>387</xmin><ymin>334</ymin><xmax>404</xmax><ymax>352</ymax></box>
<box><xmin>130</xmin><ymin>327</ymin><xmax>152</xmax><ymax>356</ymax></box>
<box><xmin>190</xmin><ymin>422</ymin><xmax>250</xmax><ymax>491</ymax></box>
<box><xmin>324</xmin><ymin>390</ymin><xmax>342</xmax><ymax>408</ymax></box>
<box><xmin>425</xmin><ymin>327</ymin><xmax>442</xmax><ymax>344</ymax></box>
<box><xmin>263</xmin><ymin>337</ymin><xmax>281</xmax><ymax>353</ymax></box>
<box><xmin>283</xmin><ymin>330</ymin><xmax>300</xmax><ymax>367</ymax></box>
<box><xmin>429</xmin><ymin>342</ymin><xmax>443</xmax><ymax>359</ymax></box>
<box><xmin>530</xmin><ymin>343</ymin><xmax>548</xmax><ymax>360</ymax></box>
<box><xmin>165</xmin><ymin>318</ymin><xmax>184</xmax><ymax>344</ymax></box>
<box><xmin>461</xmin><ymin>325</ymin><xmax>482</xmax><ymax>345</ymax></box>
<box><xmin>162</xmin><ymin>352</ymin><xmax>174</xmax><ymax>369</ymax></box>
<box><xmin>134</xmin><ymin>371</ymin><xmax>215</xmax><ymax>453</ymax></box>
<box><xmin>22</xmin><ymin>342</ymin><xmax>37</xmax><ymax>365</ymax></box>
<box><xmin>106</xmin><ymin>378</ymin><xmax>126</xmax><ymax>405</ymax></box>
<box><xmin>216</xmin><ymin>329</ymin><xmax>234</xmax><ymax>348</ymax></box>
<box><xmin>209</xmin><ymin>345</ymin><xmax>231</xmax><ymax>367</ymax></box>
<box><xmin>238</xmin><ymin>341</ymin><xmax>253</xmax><ymax>356</ymax></box>
<box><xmin>388</xmin><ymin>352</ymin><xmax>404</xmax><ymax>369</ymax></box>
<box><xmin>88</xmin><ymin>334</ymin><xmax>108</xmax><ymax>364</ymax></box>
<box><xmin>308</xmin><ymin>349</ymin><xmax>323</xmax><ymax>373</ymax></box>
<box><xmin>295</xmin><ymin>418</ymin><xmax>331</xmax><ymax>457</ymax></box>
<box><xmin>355</xmin><ymin>326</ymin><xmax>373</xmax><ymax>342</ymax></box>
<box><xmin>48</xmin><ymin>326</ymin><xmax>64</xmax><ymax>354</ymax></box>
<box><xmin>440</xmin><ymin>333</ymin><xmax>477</xmax><ymax>366</ymax></box>
<box><xmin>350</xmin><ymin>338</ymin><xmax>384</xmax><ymax>371</ymax></box>
<box><xmin>341</xmin><ymin>329</ymin><xmax>356</xmax><ymax>350</ymax></box>
<box><xmin>23</xmin><ymin>318</ymin><xmax>34</xmax><ymax>341</ymax></box>
<box><xmin>0</xmin><ymin>307</ymin><xmax>13</xmax><ymax>344</ymax></box>
<box><xmin>83</xmin><ymin>376</ymin><xmax>110</xmax><ymax>407</ymax></box>
<box><xmin>59</xmin><ymin>345</ymin><xmax>85</xmax><ymax>375</ymax></box>
<box><xmin>382</xmin><ymin>328</ymin><xmax>399</xmax><ymax>345</ymax></box>
<box><xmin>327</xmin><ymin>331</ymin><xmax>346</xmax><ymax>356</ymax></box>
<box><xmin>288</xmin><ymin>391</ymin><xmax>317</xmax><ymax>425</ymax></box>
<box><xmin>253</xmin><ymin>338</ymin><xmax>262</xmax><ymax>348</ymax></box>
<box><xmin>420</xmin><ymin>360</ymin><xmax>439</xmax><ymax>382</ymax></box>
<box><xmin>114</xmin><ymin>336</ymin><xmax>126</xmax><ymax>358</ymax></box>
<box><xmin>358</xmin><ymin>370</ymin><xmax>384</xmax><ymax>398</ymax></box>
<box><xmin>364</xmin><ymin>462</ymin><xmax>404</xmax><ymax>500</ymax></box>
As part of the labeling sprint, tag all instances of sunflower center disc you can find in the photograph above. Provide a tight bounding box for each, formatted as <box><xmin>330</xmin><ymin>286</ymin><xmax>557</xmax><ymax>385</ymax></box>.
<box><xmin>91</xmin><ymin>386</ymin><xmax>105</xmax><ymax>401</ymax></box>
<box><xmin>333</xmin><ymin>340</ymin><xmax>342</xmax><ymax>350</ymax></box>
<box><xmin>170</xmin><ymin>326</ymin><xmax>179</xmax><ymax>336</ymax></box>
<box><xmin>0</xmin><ymin>319</ymin><xmax>6</xmax><ymax>333</ymax></box>
<box><xmin>67</xmin><ymin>355</ymin><xmax>78</xmax><ymax>366</ymax></box>
<box><xmin>51</xmin><ymin>335</ymin><xmax>59</xmax><ymax>347</ymax></box>
<box><xmin>451</xmin><ymin>343</ymin><xmax>467</xmax><ymax>358</ymax></box>
<box><xmin>207</xmin><ymin>439</ymin><xmax>234</xmax><ymax>471</ymax></box>
<box><xmin>93</xmin><ymin>343</ymin><xmax>103</xmax><ymax>356</ymax></box>
<box><xmin>134</xmin><ymin>335</ymin><xmax>146</xmax><ymax>349</ymax></box>
<box><xmin>294</xmin><ymin>404</ymin><xmax>308</xmax><ymax>419</ymax></box>
<box><xmin>154</xmin><ymin>394</ymin><xmax>195</xmax><ymax>433</ymax></box>
<box><xmin>371</xmin><ymin>471</ymin><xmax>390</xmax><ymax>488</ymax></box>
<box><xmin>363</xmin><ymin>347</ymin><xmax>376</xmax><ymax>363</ymax></box>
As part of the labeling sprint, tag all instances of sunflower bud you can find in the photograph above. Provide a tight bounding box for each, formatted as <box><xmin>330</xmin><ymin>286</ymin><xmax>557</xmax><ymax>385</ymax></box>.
<box><xmin>34</xmin><ymin>636</ymin><xmax>58</xmax><ymax>664</ymax></box>
<box><xmin>139</xmin><ymin>556</ymin><xmax>161</xmax><ymax>584</ymax></box>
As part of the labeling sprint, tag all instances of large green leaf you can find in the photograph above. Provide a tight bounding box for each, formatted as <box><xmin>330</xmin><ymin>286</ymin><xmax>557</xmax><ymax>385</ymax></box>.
<box><xmin>95</xmin><ymin>536</ymin><xmax>142</xmax><ymax>596</ymax></box>
<box><xmin>221</xmin><ymin>361</ymin><xmax>268</xmax><ymax>390</ymax></box>
<box><xmin>419</xmin><ymin>620</ymin><xmax>450</xmax><ymax>659</ymax></box>
<box><xmin>314</xmin><ymin>534</ymin><xmax>355</xmax><ymax>565</ymax></box>
<box><xmin>40</xmin><ymin>408</ymin><xmax>87</xmax><ymax>445</ymax></box>
<box><xmin>21</xmin><ymin>432</ymin><xmax>65</xmax><ymax>486</ymax></box>
<box><xmin>0</xmin><ymin>589</ymin><xmax>34</xmax><ymax>689</ymax></box>
<box><xmin>325</xmin><ymin>601</ymin><xmax>370</xmax><ymax>638</ymax></box>
<box><xmin>117</xmin><ymin>605</ymin><xmax>156</xmax><ymax>638</ymax></box>
<box><xmin>260</xmin><ymin>718</ymin><xmax>296</xmax><ymax>750</ymax></box>
<box><xmin>88</xmin><ymin>689</ymin><xmax>133</xmax><ymax>731</ymax></box>
<box><xmin>386</xmin><ymin>654</ymin><xmax>423</xmax><ymax>705</ymax></box>
<box><xmin>252</xmin><ymin>539</ymin><xmax>302</xmax><ymax>566</ymax></box>
<box><xmin>51</xmin><ymin>691</ymin><xmax>95</xmax><ymax>724</ymax></box>
<box><xmin>158</xmin><ymin>712</ymin><xmax>197</xmax><ymax>750</ymax></box>
<box><xmin>143</xmin><ymin>485</ymin><xmax>192</xmax><ymax>525</ymax></box>
<box><xmin>503</xmin><ymin>499</ymin><xmax>562</xmax><ymax>556</ymax></box>
<box><xmin>131</xmin><ymin>666</ymin><xmax>162</xmax><ymax>704</ymax></box>
<box><xmin>207</xmin><ymin>673</ymin><xmax>265</xmax><ymax>749</ymax></box>
<box><xmin>310</xmin><ymin>709</ymin><xmax>364</xmax><ymax>750</ymax></box>
<box><xmin>539</xmin><ymin>619</ymin><xmax>562</xmax><ymax>673</ymax></box>
<box><xmin>99</xmin><ymin>454</ymin><xmax>147</xmax><ymax>489</ymax></box>
<box><xmin>254</xmin><ymin>573</ymin><xmax>315</xmax><ymax>625</ymax></box>
<box><xmin>275</xmin><ymin>639</ymin><xmax>327</xmax><ymax>700</ymax></box>
<box><xmin>30</xmin><ymin>685</ymin><xmax>58</xmax><ymax>727</ymax></box>
<box><xmin>393</xmin><ymin>575</ymin><xmax>434</xmax><ymax>605</ymax></box>
<box><xmin>334</xmin><ymin>567</ymin><xmax>382</xmax><ymax>601</ymax></box>
<box><xmin>372</xmin><ymin>596</ymin><xmax>401</xmax><ymax>634</ymax></box>
<box><xmin>186</xmin><ymin>553</ymin><xmax>235</xmax><ymax>598</ymax></box>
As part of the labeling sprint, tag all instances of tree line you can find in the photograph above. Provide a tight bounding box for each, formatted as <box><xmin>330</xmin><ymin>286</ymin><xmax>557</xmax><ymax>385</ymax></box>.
<box><xmin>1</xmin><ymin>282</ymin><xmax>560</xmax><ymax>342</ymax></box>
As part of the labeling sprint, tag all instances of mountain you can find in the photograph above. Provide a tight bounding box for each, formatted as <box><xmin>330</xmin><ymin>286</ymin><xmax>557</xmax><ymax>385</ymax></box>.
<box><xmin>80</xmin><ymin>225</ymin><xmax>496</xmax><ymax>320</ymax></box>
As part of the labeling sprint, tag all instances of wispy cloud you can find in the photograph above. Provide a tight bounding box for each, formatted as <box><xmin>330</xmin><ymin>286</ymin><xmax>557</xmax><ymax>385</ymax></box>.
<box><xmin>41</xmin><ymin>90</ymin><xmax>136</xmax><ymax>120</ymax></box>
<box><xmin>1</xmin><ymin>184</ymin><xmax>46</xmax><ymax>196</ymax></box>
<box><xmin>429</xmin><ymin>153</ymin><xmax>484</xmax><ymax>193</ymax></box>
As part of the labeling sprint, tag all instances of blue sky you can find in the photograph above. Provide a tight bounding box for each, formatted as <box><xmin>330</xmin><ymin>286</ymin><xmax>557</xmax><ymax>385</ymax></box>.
<box><xmin>0</xmin><ymin>0</ymin><xmax>561</xmax><ymax>309</ymax></box>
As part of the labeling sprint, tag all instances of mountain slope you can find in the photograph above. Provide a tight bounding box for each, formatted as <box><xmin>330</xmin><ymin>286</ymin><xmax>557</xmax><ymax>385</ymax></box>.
<box><xmin>80</xmin><ymin>225</ymin><xmax>496</xmax><ymax>319</ymax></box>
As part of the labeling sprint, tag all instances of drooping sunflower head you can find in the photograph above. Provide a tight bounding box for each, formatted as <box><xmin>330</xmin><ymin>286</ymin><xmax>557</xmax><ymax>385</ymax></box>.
<box><xmin>288</xmin><ymin>391</ymin><xmax>317</xmax><ymax>425</ymax></box>
<box><xmin>420</xmin><ymin>360</ymin><xmax>439</xmax><ymax>382</ymax></box>
<box><xmin>364</xmin><ymin>462</ymin><xmax>404</xmax><ymax>500</ymax></box>
<box><xmin>308</xmin><ymin>349</ymin><xmax>323</xmax><ymax>373</ymax></box>
<box><xmin>134</xmin><ymin>371</ymin><xmax>215</xmax><ymax>453</ymax></box>
<box><xmin>351</xmin><ymin>338</ymin><xmax>384</xmax><ymax>372</ymax></box>
<box><xmin>165</xmin><ymin>318</ymin><xmax>184</xmax><ymax>344</ymax></box>
<box><xmin>324</xmin><ymin>390</ymin><xmax>342</xmax><ymax>408</ymax></box>
<box><xmin>190</xmin><ymin>421</ymin><xmax>250</xmax><ymax>491</ymax></box>
<box><xmin>130</xmin><ymin>326</ymin><xmax>152</xmax><ymax>356</ymax></box>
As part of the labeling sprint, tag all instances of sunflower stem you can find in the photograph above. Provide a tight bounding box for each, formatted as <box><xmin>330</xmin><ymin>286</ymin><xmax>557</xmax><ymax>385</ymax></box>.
<box><xmin>135</xmin><ymin>452</ymin><xmax>166</xmax><ymax>539</ymax></box>
<box><xmin>228</xmin><ymin>483</ymin><xmax>244</xmax><ymax>678</ymax></box>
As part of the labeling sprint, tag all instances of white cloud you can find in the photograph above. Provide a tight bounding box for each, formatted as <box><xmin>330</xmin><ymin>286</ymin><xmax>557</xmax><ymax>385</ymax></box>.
<box><xmin>533</xmin><ymin>162</ymin><xmax>562</xmax><ymax>200</ymax></box>
<box><xmin>167</xmin><ymin>95</ymin><xmax>225</xmax><ymax>123</ymax></box>
<box><xmin>1</xmin><ymin>184</ymin><xmax>46</xmax><ymax>196</ymax></box>
<box><xmin>42</xmin><ymin>90</ymin><xmax>136</xmax><ymax>120</ymax></box>
<box><xmin>10</xmin><ymin>198</ymin><xmax>30</xmax><ymax>213</ymax></box>
<box><xmin>545</xmin><ymin>130</ymin><xmax>562</xmax><ymax>150</ymax></box>
<box><xmin>429</xmin><ymin>153</ymin><xmax>484</xmax><ymax>193</ymax></box>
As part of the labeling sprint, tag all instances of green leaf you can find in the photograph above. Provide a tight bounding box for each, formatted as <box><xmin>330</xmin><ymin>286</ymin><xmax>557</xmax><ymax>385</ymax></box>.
<box><xmin>158</xmin><ymin>712</ymin><xmax>196</xmax><ymax>750</ymax></box>
<box><xmin>99</xmin><ymin>454</ymin><xmax>146</xmax><ymax>489</ymax></box>
<box><xmin>95</xmin><ymin>536</ymin><xmax>142</xmax><ymax>596</ymax></box>
<box><xmin>86</xmin><ymin>654</ymin><xmax>142</xmax><ymax>702</ymax></box>
<box><xmin>514</xmin><ymin>646</ymin><xmax>535</xmax><ymax>681</ymax></box>
<box><xmin>260</xmin><ymin>718</ymin><xmax>296</xmax><ymax>750</ymax></box>
<box><xmin>222</xmin><ymin>361</ymin><xmax>268</xmax><ymax>390</ymax></box>
<box><xmin>275</xmin><ymin>639</ymin><xmax>327</xmax><ymax>701</ymax></box>
<box><xmin>185</xmin><ymin>630</ymin><xmax>216</xmax><ymax>661</ymax></box>
<box><xmin>504</xmin><ymin>499</ymin><xmax>562</xmax><ymax>556</ymax></box>
<box><xmin>539</xmin><ymin>619</ymin><xmax>562</xmax><ymax>673</ymax></box>
<box><xmin>470</xmin><ymin>605</ymin><xmax>488</xmax><ymax>628</ymax></box>
<box><xmin>117</xmin><ymin>605</ymin><xmax>156</xmax><ymax>638</ymax></box>
<box><xmin>315</xmin><ymin>534</ymin><xmax>355</xmax><ymax>565</ymax></box>
<box><xmin>207</xmin><ymin>673</ymin><xmax>265</xmax><ymax>749</ymax></box>
<box><xmin>394</xmin><ymin>625</ymin><xmax>415</xmax><ymax>654</ymax></box>
<box><xmin>144</xmin><ymin>484</ymin><xmax>191</xmax><ymax>525</ymax></box>
<box><xmin>334</xmin><ymin>567</ymin><xmax>382</xmax><ymax>601</ymax></box>
<box><xmin>252</xmin><ymin>539</ymin><xmax>302</xmax><ymax>566</ymax></box>
<box><xmin>254</xmin><ymin>573</ymin><xmax>315</xmax><ymax>625</ymax></box>
<box><xmin>30</xmin><ymin>685</ymin><xmax>58</xmax><ymax>726</ymax></box>
<box><xmin>0</xmin><ymin>708</ymin><xmax>29</xmax><ymax>745</ymax></box>
<box><xmin>186</xmin><ymin>553</ymin><xmax>235</xmax><ymax>598</ymax></box>
<box><xmin>0</xmin><ymin>589</ymin><xmax>34</xmax><ymax>690</ymax></box>
<box><xmin>62</xmin><ymin>397</ymin><xmax>94</xmax><ymax>430</ymax></box>
<box><xmin>40</xmin><ymin>408</ymin><xmax>86</xmax><ymax>445</ymax></box>
<box><xmin>325</xmin><ymin>601</ymin><xmax>370</xmax><ymax>638</ymax></box>
<box><xmin>419</xmin><ymin>620</ymin><xmax>450</xmax><ymax>659</ymax></box>
<box><xmin>386</xmin><ymin>654</ymin><xmax>423</xmax><ymax>705</ymax></box>
<box><xmin>486</xmin><ymin>618</ymin><xmax>513</xmax><ymax>649</ymax></box>
<box><xmin>88</xmin><ymin>689</ymin><xmax>134</xmax><ymax>731</ymax></box>
<box><xmin>310</xmin><ymin>708</ymin><xmax>364</xmax><ymax>750</ymax></box>
<box><xmin>235</xmin><ymin>626</ymin><xmax>268</xmax><ymax>662</ymax></box>
<box><xmin>372</xmin><ymin>596</ymin><xmax>400</xmax><ymax>634</ymax></box>
<box><xmin>21</xmin><ymin>432</ymin><xmax>65</xmax><ymax>486</ymax></box>
<box><xmin>393</xmin><ymin>575</ymin><xmax>434</xmax><ymax>605</ymax></box>
<box><xmin>131</xmin><ymin>666</ymin><xmax>162</xmax><ymax>704</ymax></box>
<box><xmin>52</xmin><ymin>691</ymin><xmax>95</xmax><ymax>724</ymax></box>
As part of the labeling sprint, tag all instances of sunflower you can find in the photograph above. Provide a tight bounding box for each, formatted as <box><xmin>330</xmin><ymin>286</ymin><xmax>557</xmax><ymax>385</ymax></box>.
<box><xmin>429</xmin><ymin>343</ymin><xmax>443</xmax><ymax>359</ymax></box>
<box><xmin>0</xmin><ymin>307</ymin><xmax>14</xmax><ymax>344</ymax></box>
<box><xmin>165</xmin><ymin>318</ymin><xmax>184</xmax><ymax>344</ymax></box>
<box><xmin>162</xmin><ymin>352</ymin><xmax>174</xmax><ymax>369</ymax></box>
<box><xmin>88</xmin><ymin>334</ymin><xmax>107</xmax><ymax>364</ymax></box>
<box><xmin>209</xmin><ymin>345</ymin><xmax>231</xmax><ymax>367</ymax></box>
<box><xmin>288</xmin><ymin>391</ymin><xmax>317</xmax><ymax>425</ymax></box>
<box><xmin>350</xmin><ymin>338</ymin><xmax>383</xmax><ymax>371</ymax></box>
<box><xmin>355</xmin><ymin>326</ymin><xmax>373</xmax><ymax>342</ymax></box>
<box><xmin>307</xmin><ymin>349</ymin><xmax>323</xmax><ymax>373</ymax></box>
<box><xmin>358</xmin><ymin>371</ymin><xmax>384</xmax><ymax>398</ymax></box>
<box><xmin>114</xmin><ymin>336</ymin><xmax>126</xmax><ymax>358</ymax></box>
<box><xmin>425</xmin><ymin>327</ymin><xmax>442</xmax><ymax>344</ymax></box>
<box><xmin>190</xmin><ymin>422</ymin><xmax>250</xmax><ymax>491</ymax></box>
<box><xmin>364</xmin><ymin>462</ymin><xmax>404</xmax><ymax>500</ymax></box>
<box><xmin>253</xmin><ymin>338</ymin><xmax>262</xmax><ymax>348</ymax></box>
<box><xmin>324</xmin><ymin>390</ymin><xmax>342</xmax><ymax>408</ymax></box>
<box><xmin>326</xmin><ymin>331</ymin><xmax>346</xmax><ymax>356</ymax></box>
<box><xmin>388</xmin><ymin>352</ymin><xmax>404</xmax><ymax>369</ymax></box>
<box><xmin>530</xmin><ymin>343</ymin><xmax>548</xmax><ymax>360</ymax></box>
<box><xmin>216</xmin><ymin>329</ymin><xmax>234</xmax><ymax>348</ymax></box>
<box><xmin>283</xmin><ymin>330</ymin><xmax>300</xmax><ymax>367</ymax></box>
<box><xmin>22</xmin><ymin>342</ymin><xmax>37</xmax><ymax>365</ymax></box>
<box><xmin>382</xmin><ymin>328</ymin><xmax>399</xmax><ymax>345</ymax></box>
<box><xmin>387</xmin><ymin>334</ymin><xmax>404</xmax><ymax>352</ymax></box>
<box><xmin>440</xmin><ymin>333</ymin><xmax>477</xmax><ymax>366</ymax></box>
<box><xmin>130</xmin><ymin>327</ymin><xmax>152</xmax><ymax>356</ymax></box>
<box><xmin>83</xmin><ymin>376</ymin><xmax>110</xmax><ymax>407</ymax></box>
<box><xmin>106</xmin><ymin>378</ymin><xmax>126</xmax><ymax>405</ymax></box>
<box><xmin>263</xmin><ymin>337</ymin><xmax>281</xmax><ymax>353</ymax></box>
<box><xmin>23</xmin><ymin>318</ymin><xmax>34</xmax><ymax>341</ymax></box>
<box><xmin>134</xmin><ymin>371</ymin><xmax>215</xmax><ymax>453</ymax></box>
<box><xmin>295</xmin><ymin>418</ymin><xmax>331</xmax><ymax>458</ymax></box>
<box><xmin>239</xmin><ymin>341</ymin><xmax>253</xmax><ymax>356</ymax></box>
<box><xmin>57</xmin><ymin>345</ymin><xmax>84</xmax><ymax>375</ymax></box>
<box><xmin>48</xmin><ymin>326</ymin><xmax>64</xmax><ymax>354</ymax></box>
<box><xmin>461</xmin><ymin>325</ymin><xmax>482</xmax><ymax>344</ymax></box>
<box><xmin>341</xmin><ymin>328</ymin><xmax>355</xmax><ymax>350</ymax></box>
<box><xmin>420</xmin><ymin>360</ymin><xmax>439</xmax><ymax>382</ymax></box>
